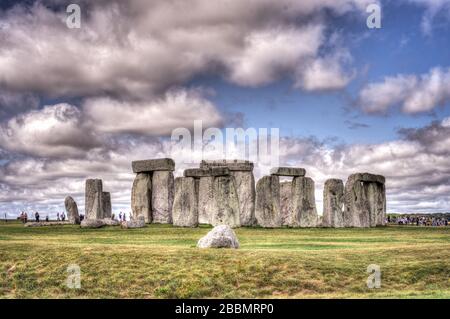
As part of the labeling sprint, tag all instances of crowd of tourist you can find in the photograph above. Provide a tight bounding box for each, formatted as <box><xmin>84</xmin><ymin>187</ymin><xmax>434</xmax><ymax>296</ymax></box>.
<box><xmin>387</xmin><ymin>215</ymin><xmax>449</xmax><ymax>226</ymax></box>
<box><xmin>14</xmin><ymin>211</ymin><xmax>128</xmax><ymax>223</ymax></box>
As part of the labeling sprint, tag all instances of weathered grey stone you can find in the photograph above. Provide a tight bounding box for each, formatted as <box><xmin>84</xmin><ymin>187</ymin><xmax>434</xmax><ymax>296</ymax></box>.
<box><xmin>172</xmin><ymin>177</ymin><xmax>199</xmax><ymax>227</ymax></box>
<box><xmin>184</xmin><ymin>168</ymin><xmax>211</xmax><ymax>178</ymax></box>
<box><xmin>80</xmin><ymin>219</ymin><xmax>106</xmax><ymax>228</ymax></box>
<box><xmin>343</xmin><ymin>173</ymin><xmax>386</xmax><ymax>227</ymax></box>
<box><xmin>290</xmin><ymin>177</ymin><xmax>318</xmax><ymax>227</ymax></box>
<box><xmin>151</xmin><ymin>171</ymin><xmax>174</xmax><ymax>224</ymax></box>
<box><xmin>197</xmin><ymin>225</ymin><xmax>240</xmax><ymax>249</ymax></box>
<box><xmin>211</xmin><ymin>175</ymin><xmax>241</xmax><ymax>228</ymax></box>
<box><xmin>343</xmin><ymin>174</ymin><xmax>370</xmax><ymax>227</ymax></box>
<box><xmin>322</xmin><ymin>179</ymin><xmax>344</xmax><ymax>228</ymax></box>
<box><xmin>231</xmin><ymin>171</ymin><xmax>255</xmax><ymax>226</ymax></box>
<box><xmin>200</xmin><ymin>159</ymin><xmax>253</xmax><ymax>171</ymax></box>
<box><xmin>366</xmin><ymin>182</ymin><xmax>386</xmax><ymax>227</ymax></box>
<box><xmin>131</xmin><ymin>173</ymin><xmax>152</xmax><ymax>223</ymax></box>
<box><xmin>255</xmin><ymin>175</ymin><xmax>281</xmax><ymax>228</ymax></box>
<box><xmin>24</xmin><ymin>221</ymin><xmax>71</xmax><ymax>227</ymax></box>
<box><xmin>64</xmin><ymin>196</ymin><xmax>80</xmax><ymax>224</ymax></box>
<box><xmin>210</xmin><ymin>166</ymin><xmax>230</xmax><ymax>176</ymax></box>
<box><xmin>85</xmin><ymin>179</ymin><xmax>103</xmax><ymax>219</ymax></box>
<box><xmin>101</xmin><ymin>218</ymin><xmax>121</xmax><ymax>226</ymax></box>
<box><xmin>102</xmin><ymin>192</ymin><xmax>112</xmax><ymax>219</ymax></box>
<box><xmin>351</xmin><ymin>173</ymin><xmax>385</xmax><ymax>184</ymax></box>
<box><xmin>270</xmin><ymin>167</ymin><xmax>306</xmax><ymax>177</ymax></box>
<box><xmin>132</xmin><ymin>158</ymin><xmax>175</xmax><ymax>173</ymax></box>
<box><xmin>121</xmin><ymin>216</ymin><xmax>146</xmax><ymax>229</ymax></box>
<box><xmin>198</xmin><ymin>176</ymin><xmax>215</xmax><ymax>224</ymax></box>
<box><xmin>280</xmin><ymin>181</ymin><xmax>292</xmax><ymax>226</ymax></box>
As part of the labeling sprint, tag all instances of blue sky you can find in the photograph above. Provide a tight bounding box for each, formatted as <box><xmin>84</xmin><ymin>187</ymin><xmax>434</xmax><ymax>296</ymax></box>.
<box><xmin>1</xmin><ymin>0</ymin><xmax>450</xmax><ymax>216</ymax></box>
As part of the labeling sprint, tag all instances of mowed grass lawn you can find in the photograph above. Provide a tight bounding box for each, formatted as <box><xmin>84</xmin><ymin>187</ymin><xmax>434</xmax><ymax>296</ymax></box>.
<box><xmin>0</xmin><ymin>221</ymin><xmax>449</xmax><ymax>299</ymax></box>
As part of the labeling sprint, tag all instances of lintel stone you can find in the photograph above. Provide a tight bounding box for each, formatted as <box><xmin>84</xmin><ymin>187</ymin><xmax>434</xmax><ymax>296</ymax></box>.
<box><xmin>200</xmin><ymin>159</ymin><xmax>253</xmax><ymax>171</ymax></box>
<box><xmin>351</xmin><ymin>172</ymin><xmax>385</xmax><ymax>184</ymax></box>
<box><xmin>132</xmin><ymin>158</ymin><xmax>175</xmax><ymax>173</ymax></box>
<box><xmin>270</xmin><ymin>167</ymin><xmax>306</xmax><ymax>177</ymax></box>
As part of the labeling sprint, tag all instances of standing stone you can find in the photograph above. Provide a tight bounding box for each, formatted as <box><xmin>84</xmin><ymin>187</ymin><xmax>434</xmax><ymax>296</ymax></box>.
<box><xmin>322</xmin><ymin>179</ymin><xmax>344</xmax><ymax>228</ymax></box>
<box><xmin>211</xmin><ymin>175</ymin><xmax>241</xmax><ymax>228</ymax></box>
<box><xmin>172</xmin><ymin>177</ymin><xmax>199</xmax><ymax>227</ymax></box>
<box><xmin>231</xmin><ymin>171</ymin><xmax>255</xmax><ymax>226</ymax></box>
<box><xmin>198</xmin><ymin>176</ymin><xmax>215</xmax><ymax>224</ymax></box>
<box><xmin>102</xmin><ymin>192</ymin><xmax>112</xmax><ymax>219</ymax></box>
<box><xmin>132</xmin><ymin>158</ymin><xmax>175</xmax><ymax>173</ymax></box>
<box><xmin>151</xmin><ymin>171</ymin><xmax>174</xmax><ymax>224</ymax></box>
<box><xmin>366</xmin><ymin>182</ymin><xmax>386</xmax><ymax>227</ymax></box>
<box><xmin>255</xmin><ymin>175</ymin><xmax>281</xmax><ymax>228</ymax></box>
<box><xmin>64</xmin><ymin>196</ymin><xmax>80</xmax><ymax>225</ymax></box>
<box><xmin>290</xmin><ymin>177</ymin><xmax>318</xmax><ymax>227</ymax></box>
<box><xmin>344</xmin><ymin>175</ymin><xmax>369</xmax><ymax>227</ymax></box>
<box><xmin>343</xmin><ymin>173</ymin><xmax>386</xmax><ymax>227</ymax></box>
<box><xmin>131</xmin><ymin>173</ymin><xmax>152</xmax><ymax>223</ymax></box>
<box><xmin>85</xmin><ymin>179</ymin><xmax>103</xmax><ymax>219</ymax></box>
<box><xmin>280</xmin><ymin>181</ymin><xmax>292</xmax><ymax>226</ymax></box>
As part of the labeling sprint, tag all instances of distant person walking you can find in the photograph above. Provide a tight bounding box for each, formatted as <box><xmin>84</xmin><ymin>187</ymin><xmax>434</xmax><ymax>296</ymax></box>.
<box><xmin>57</xmin><ymin>212</ymin><xmax>60</xmax><ymax>221</ymax></box>
<box><xmin>119</xmin><ymin>212</ymin><xmax>122</xmax><ymax>221</ymax></box>
<box><xmin>35</xmin><ymin>211</ymin><xmax>40</xmax><ymax>222</ymax></box>
<box><xmin>61</xmin><ymin>212</ymin><xmax>66</xmax><ymax>221</ymax></box>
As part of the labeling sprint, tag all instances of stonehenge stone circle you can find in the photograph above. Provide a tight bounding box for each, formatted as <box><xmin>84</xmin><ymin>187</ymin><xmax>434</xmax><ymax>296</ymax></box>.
<box><xmin>151</xmin><ymin>171</ymin><xmax>174</xmax><ymax>224</ymax></box>
<box><xmin>322</xmin><ymin>179</ymin><xmax>344</xmax><ymax>228</ymax></box>
<box><xmin>343</xmin><ymin>173</ymin><xmax>386</xmax><ymax>227</ymax></box>
<box><xmin>64</xmin><ymin>196</ymin><xmax>80</xmax><ymax>224</ymax></box>
<box><xmin>197</xmin><ymin>225</ymin><xmax>240</xmax><ymax>249</ymax></box>
<box><xmin>270</xmin><ymin>167</ymin><xmax>306</xmax><ymax>177</ymax></box>
<box><xmin>280</xmin><ymin>181</ymin><xmax>292</xmax><ymax>226</ymax></box>
<box><xmin>290</xmin><ymin>177</ymin><xmax>318</xmax><ymax>227</ymax></box>
<box><xmin>131</xmin><ymin>173</ymin><xmax>152</xmax><ymax>223</ymax></box>
<box><xmin>211</xmin><ymin>175</ymin><xmax>241</xmax><ymax>228</ymax></box>
<box><xmin>172</xmin><ymin>177</ymin><xmax>199</xmax><ymax>227</ymax></box>
<box><xmin>255</xmin><ymin>175</ymin><xmax>281</xmax><ymax>228</ymax></box>
<box><xmin>132</xmin><ymin>158</ymin><xmax>175</xmax><ymax>173</ymax></box>
<box><xmin>102</xmin><ymin>192</ymin><xmax>112</xmax><ymax>219</ymax></box>
<box><xmin>85</xmin><ymin>179</ymin><xmax>103</xmax><ymax>219</ymax></box>
<box><xmin>124</xmin><ymin>158</ymin><xmax>387</xmax><ymax>229</ymax></box>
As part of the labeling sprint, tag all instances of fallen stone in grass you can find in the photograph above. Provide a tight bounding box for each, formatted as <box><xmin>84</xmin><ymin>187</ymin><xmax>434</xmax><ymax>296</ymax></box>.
<box><xmin>197</xmin><ymin>225</ymin><xmax>240</xmax><ymax>249</ymax></box>
<box><xmin>24</xmin><ymin>221</ymin><xmax>72</xmax><ymax>227</ymax></box>
<box><xmin>121</xmin><ymin>216</ymin><xmax>146</xmax><ymax>229</ymax></box>
<box><xmin>101</xmin><ymin>218</ymin><xmax>121</xmax><ymax>226</ymax></box>
<box><xmin>80</xmin><ymin>219</ymin><xmax>106</xmax><ymax>229</ymax></box>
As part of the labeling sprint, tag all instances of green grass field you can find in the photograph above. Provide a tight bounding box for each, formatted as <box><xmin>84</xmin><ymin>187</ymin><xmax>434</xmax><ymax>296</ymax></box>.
<box><xmin>0</xmin><ymin>221</ymin><xmax>449</xmax><ymax>299</ymax></box>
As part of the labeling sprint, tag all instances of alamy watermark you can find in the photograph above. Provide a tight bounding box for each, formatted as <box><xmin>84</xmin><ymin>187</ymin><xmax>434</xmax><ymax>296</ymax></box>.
<box><xmin>171</xmin><ymin>120</ymin><xmax>280</xmax><ymax>166</ymax></box>
<box><xmin>66</xmin><ymin>4</ymin><xmax>81</xmax><ymax>29</ymax></box>
<box><xmin>366</xmin><ymin>264</ymin><xmax>381</xmax><ymax>289</ymax></box>
<box><xmin>367</xmin><ymin>4</ymin><xmax>381</xmax><ymax>29</ymax></box>
<box><xmin>66</xmin><ymin>264</ymin><xmax>81</xmax><ymax>289</ymax></box>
